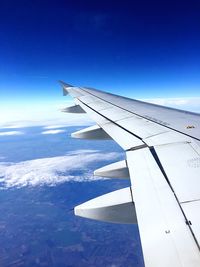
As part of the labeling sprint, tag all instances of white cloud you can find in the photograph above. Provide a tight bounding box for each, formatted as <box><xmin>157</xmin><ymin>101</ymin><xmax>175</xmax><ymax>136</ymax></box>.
<box><xmin>43</xmin><ymin>125</ymin><xmax>70</xmax><ymax>129</ymax></box>
<box><xmin>0</xmin><ymin>124</ymin><xmax>27</xmax><ymax>129</ymax></box>
<box><xmin>142</xmin><ymin>98</ymin><xmax>188</xmax><ymax>106</ymax></box>
<box><xmin>142</xmin><ymin>97</ymin><xmax>200</xmax><ymax>113</ymax></box>
<box><xmin>41</xmin><ymin>129</ymin><xmax>66</xmax><ymax>135</ymax></box>
<box><xmin>0</xmin><ymin>150</ymin><xmax>121</xmax><ymax>189</ymax></box>
<box><xmin>0</xmin><ymin>116</ymin><xmax>92</xmax><ymax>129</ymax></box>
<box><xmin>0</xmin><ymin>131</ymin><xmax>24</xmax><ymax>136</ymax></box>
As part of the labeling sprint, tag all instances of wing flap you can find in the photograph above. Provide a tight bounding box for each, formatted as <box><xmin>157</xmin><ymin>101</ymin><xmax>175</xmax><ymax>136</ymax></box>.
<box><xmin>127</xmin><ymin>147</ymin><xmax>200</xmax><ymax>267</ymax></box>
<box><xmin>117</xmin><ymin>116</ymin><xmax>168</xmax><ymax>139</ymax></box>
<box><xmin>100</xmin><ymin>121</ymin><xmax>144</xmax><ymax>150</ymax></box>
<box><xmin>154</xmin><ymin>141</ymin><xmax>200</xmax><ymax>203</ymax></box>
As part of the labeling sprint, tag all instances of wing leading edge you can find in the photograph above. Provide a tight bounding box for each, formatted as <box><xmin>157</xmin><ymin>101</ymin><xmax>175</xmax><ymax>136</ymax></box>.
<box><xmin>59</xmin><ymin>81</ymin><xmax>200</xmax><ymax>267</ymax></box>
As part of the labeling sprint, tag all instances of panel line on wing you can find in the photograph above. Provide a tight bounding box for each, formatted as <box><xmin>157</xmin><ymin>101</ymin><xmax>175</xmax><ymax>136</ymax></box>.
<box><xmin>77</xmin><ymin>98</ymin><xmax>145</xmax><ymax>142</ymax></box>
<box><xmin>181</xmin><ymin>198</ymin><xmax>200</xmax><ymax>204</ymax></box>
<box><xmin>126</xmin><ymin>144</ymin><xmax>147</xmax><ymax>151</ymax></box>
<box><xmin>78</xmin><ymin>87</ymin><xmax>200</xmax><ymax>142</ymax></box>
<box><xmin>149</xmin><ymin>146</ymin><xmax>200</xmax><ymax>251</ymax></box>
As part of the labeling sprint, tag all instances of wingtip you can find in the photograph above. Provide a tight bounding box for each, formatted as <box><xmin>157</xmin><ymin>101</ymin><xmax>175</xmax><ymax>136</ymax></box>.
<box><xmin>58</xmin><ymin>80</ymin><xmax>74</xmax><ymax>88</ymax></box>
<box><xmin>58</xmin><ymin>80</ymin><xmax>74</xmax><ymax>96</ymax></box>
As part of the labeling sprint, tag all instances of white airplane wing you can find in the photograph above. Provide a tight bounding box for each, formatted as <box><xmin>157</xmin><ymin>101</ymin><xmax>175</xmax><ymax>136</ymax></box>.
<box><xmin>60</xmin><ymin>81</ymin><xmax>200</xmax><ymax>267</ymax></box>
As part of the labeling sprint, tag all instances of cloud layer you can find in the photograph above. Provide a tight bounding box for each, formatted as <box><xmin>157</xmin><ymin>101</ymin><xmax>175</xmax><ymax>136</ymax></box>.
<box><xmin>0</xmin><ymin>100</ymin><xmax>92</xmax><ymax>129</ymax></box>
<box><xmin>142</xmin><ymin>97</ymin><xmax>200</xmax><ymax>112</ymax></box>
<box><xmin>0</xmin><ymin>131</ymin><xmax>24</xmax><ymax>136</ymax></box>
<box><xmin>0</xmin><ymin>150</ymin><xmax>121</xmax><ymax>189</ymax></box>
<box><xmin>43</xmin><ymin>125</ymin><xmax>70</xmax><ymax>129</ymax></box>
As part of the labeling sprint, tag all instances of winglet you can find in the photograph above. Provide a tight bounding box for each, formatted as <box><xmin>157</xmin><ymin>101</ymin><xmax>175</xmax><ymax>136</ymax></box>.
<box><xmin>59</xmin><ymin>80</ymin><xmax>74</xmax><ymax>96</ymax></box>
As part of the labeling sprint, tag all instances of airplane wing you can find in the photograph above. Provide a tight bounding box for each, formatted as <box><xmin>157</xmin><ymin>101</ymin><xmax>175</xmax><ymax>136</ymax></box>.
<box><xmin>59</xmin><ymin>81</ymin><xmax>200</xmax><ymax>267</ymax></box>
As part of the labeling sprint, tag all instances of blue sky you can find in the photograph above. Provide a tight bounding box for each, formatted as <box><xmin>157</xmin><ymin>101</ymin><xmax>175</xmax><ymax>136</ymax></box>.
<box><xmin>1</xmin><ymin>0</ymin><xmax>200</xmax><ymax>123</ymax></box>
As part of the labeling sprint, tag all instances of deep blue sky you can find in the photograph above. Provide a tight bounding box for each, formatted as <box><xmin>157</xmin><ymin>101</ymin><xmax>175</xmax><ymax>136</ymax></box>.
<box><xmin>1</xmin><ymin>0</ymin><xmax>200</xmax><ymax>106</ymax></box>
